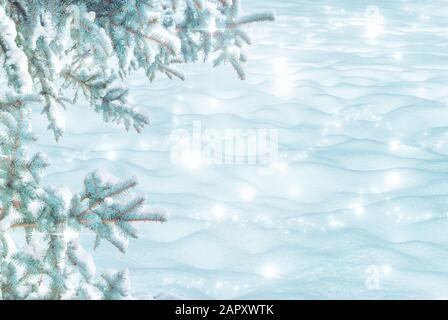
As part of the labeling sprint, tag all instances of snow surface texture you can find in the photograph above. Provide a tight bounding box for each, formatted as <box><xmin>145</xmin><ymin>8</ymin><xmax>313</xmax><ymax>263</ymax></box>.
<box><xmin>31</xmin><ymin>0</ymin><xmax>448</xmax><ymax>299</ymax></box>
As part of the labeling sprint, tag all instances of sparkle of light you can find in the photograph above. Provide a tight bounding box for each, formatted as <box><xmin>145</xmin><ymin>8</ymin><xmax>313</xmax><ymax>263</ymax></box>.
<box><xmin>350</xmin><ymin>202</ymin><xmax>365</xmax><ymax>216</ymax></box>
<box><xmin>385</xmin><ymin>171</ymin><xmax>402</xmax><ymax>188</ymax></box>
<box><xmin>382</xmin><ymin>264</ymin><xmax>392</xmax><ymax>275</ymax></box>
<box><xmin>207</xmin><ymin>19</ymin><xmax>216</xmax><ymax>34</ymax></box>
<box><xmin>181</xmin><ymin>151</ymin><xmax>203</xmax><ymax>171</ymax></box>
<box><xmin>211</xmin><ymin>204</ymin><xmax>227</xmax><ymax>221</ymax></box>
<box><xmin>289</xmin><ymin>186</ymin><xmax>302</xmax><ymax>197</ymax></box>
<box><xmin>388</xmin><ymin>139</ymin><xmax>401</xmax><ymax>151</ymax></box>
<box><xmin>240</xmin><ymin>186</ymin><xmax>256</xmax><ymax>201</ymax></box>
<box><xmin>273</xmin><ymin>57</ymin><xmax>293</xmax><ymax>97</ymax></box>
<box><xmin>106</xmin><ymin>150</ymin><xmax>117</xmax><ymax>160</ymax></box>
<box><xmin>260</xmin><ymin>264</ymin><xmax>279</xmax><ymax>279</ymax></box>
<box><xmin>394</xmin><ymin>52</ymin><xmax>403</xmax><ymax>60</ymax></box>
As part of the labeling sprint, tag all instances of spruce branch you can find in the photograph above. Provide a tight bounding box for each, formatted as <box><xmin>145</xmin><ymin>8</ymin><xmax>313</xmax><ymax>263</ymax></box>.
<box><xmin>10</xmin><ymin>216</ymin><xmax>166</xmax><ymax>230</ymax></box>
<box><xmin>0</xmin><ymin>0</ymin><xmax>273</xmax><ymax>300</ymax></box>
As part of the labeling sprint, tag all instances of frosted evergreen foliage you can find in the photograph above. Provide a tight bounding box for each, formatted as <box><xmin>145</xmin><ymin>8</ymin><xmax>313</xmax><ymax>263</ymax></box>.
<box><xmin>0</xmin><ymin>0</ymin><xmax>273</xmax><ymax>299</ymax></box>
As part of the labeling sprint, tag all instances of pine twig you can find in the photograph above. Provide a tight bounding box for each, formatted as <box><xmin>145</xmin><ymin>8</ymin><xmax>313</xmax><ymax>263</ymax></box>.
<box><xmin>10</xmin><ymin>215</ymin><xmax>166</xmax><ymax>229</ymax></box>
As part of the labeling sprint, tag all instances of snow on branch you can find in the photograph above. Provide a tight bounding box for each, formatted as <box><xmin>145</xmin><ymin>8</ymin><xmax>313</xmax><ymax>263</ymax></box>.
<box><xmin>0</xmin><ymin>6</ymin><xmax>32</xmax><ymax>94</ymax></box>
<box><xmin>0</xmin><ymin>0</ymin><xmax>273</xmax><ymax>300</ymax></box>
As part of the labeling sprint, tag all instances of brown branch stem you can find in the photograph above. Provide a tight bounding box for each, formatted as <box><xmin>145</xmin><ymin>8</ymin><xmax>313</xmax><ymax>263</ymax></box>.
<box><xmin>10</xmin><ymin>216</ymin><xmax>166</xmax><ymax>229</ymax></box>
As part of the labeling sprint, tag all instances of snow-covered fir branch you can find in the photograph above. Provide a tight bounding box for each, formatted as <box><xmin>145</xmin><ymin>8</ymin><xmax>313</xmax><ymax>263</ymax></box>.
<box><xmin>0</xmin><ymin>0</ymin><xmax>273</xmax><ymax>299</ymax></box>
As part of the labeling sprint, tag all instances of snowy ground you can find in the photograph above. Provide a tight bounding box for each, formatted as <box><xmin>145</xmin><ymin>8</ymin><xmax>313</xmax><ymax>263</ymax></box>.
<box><xmin>32</xmin><ymin>0</ymin><xmax>448</xmax><ymax>299</ymax></box>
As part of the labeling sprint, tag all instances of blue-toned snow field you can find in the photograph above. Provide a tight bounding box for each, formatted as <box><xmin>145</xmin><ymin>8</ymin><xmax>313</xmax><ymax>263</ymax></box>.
<box><xmin>31</xmin><ymin>0</ymin><xmax>448</xmax><ymax>299</ymax></box>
